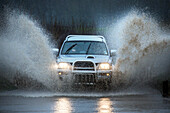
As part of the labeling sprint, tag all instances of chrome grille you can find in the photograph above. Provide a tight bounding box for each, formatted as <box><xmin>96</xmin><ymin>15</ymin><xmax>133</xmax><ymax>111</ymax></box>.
<box><xmin>74</xmin><ymin>74</ymin><xmax>96</xmax><ymax>84</ymax></box>
<box><xmin>73</xmin><ymin>61</ymin><xmax>95</xmax><ymax>71</ymax></box>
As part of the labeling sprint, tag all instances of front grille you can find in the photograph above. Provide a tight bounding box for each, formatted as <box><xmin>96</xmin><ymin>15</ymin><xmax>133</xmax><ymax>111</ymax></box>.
<box><xmin>74</xmin><ymin>74</ymin><xmax>96</xmax><ymax>83</ymax></box>
<box><xmin>73</xmin><ymin>61</ymin><xmax>95</xmax><ymax>71</ymax></box>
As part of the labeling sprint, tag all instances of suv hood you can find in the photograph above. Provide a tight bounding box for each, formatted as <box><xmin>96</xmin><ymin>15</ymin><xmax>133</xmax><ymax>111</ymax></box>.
<box><xmin>57</xmin><ymin>55</ymin><xmax>111</xmax><ymax>63</ymax></box>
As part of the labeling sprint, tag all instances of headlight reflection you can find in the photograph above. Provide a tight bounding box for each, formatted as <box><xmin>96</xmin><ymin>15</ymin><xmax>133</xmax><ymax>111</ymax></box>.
<box><xmin>97</xmin><ymin>98</ymin><xmax>113</xmax><ymax>113</ymax></box>
<box><xmin>54</xmin><ymin>98</ymin><xmax>73</xmax><ymax>113</ymax></box>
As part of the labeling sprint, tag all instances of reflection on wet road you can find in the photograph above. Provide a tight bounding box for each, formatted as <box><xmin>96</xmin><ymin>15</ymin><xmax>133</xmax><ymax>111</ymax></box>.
<box><xmin>97</xmin><ymin>98</ymin><xmax>113</xmax><ymax>113</ymax></box>
<box><xmin>0</xmin><ymin>95</ymin><xmax>170</xmax><ymax>113</ymax></box>
<box><xmin>54</xmin><ymin>98</ymin><xmax>72</xmax><ymax>113</ymax></box>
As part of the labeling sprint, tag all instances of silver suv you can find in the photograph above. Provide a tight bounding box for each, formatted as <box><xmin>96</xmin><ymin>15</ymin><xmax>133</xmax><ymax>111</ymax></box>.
<box><xmin>54</xmin><ymin>35</ymin><xmax>116</xmax><ymax>86</ymax></box>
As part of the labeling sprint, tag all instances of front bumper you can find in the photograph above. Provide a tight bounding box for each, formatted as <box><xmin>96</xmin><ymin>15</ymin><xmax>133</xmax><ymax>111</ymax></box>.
<box><xmin>57</xmin><ymin>69</ymin><xmax>112</xmax><ymax>84</ymax></box>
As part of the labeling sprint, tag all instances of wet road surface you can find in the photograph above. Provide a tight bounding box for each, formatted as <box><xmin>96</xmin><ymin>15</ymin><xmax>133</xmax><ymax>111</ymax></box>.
<box><xmin>0</xmin><ymin>93</ymin><xmax>170</xmax><ymax>113</ymax></box>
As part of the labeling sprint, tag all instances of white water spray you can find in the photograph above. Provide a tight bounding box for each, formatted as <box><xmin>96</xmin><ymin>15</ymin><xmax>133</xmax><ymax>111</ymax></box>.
<box><xmin>0</xmin><ymin>10</ymin><xmax>170</xmax><ymax>92</ymax></box>
<box><xmin>108</xmin><ymin>11</ymin><xmax>170</xmax><ymax>84</ymax></box>
<box><xmin>0</xmin><ymin>11</ymin><xmax>57</xmax><ymax>89</ymax></box>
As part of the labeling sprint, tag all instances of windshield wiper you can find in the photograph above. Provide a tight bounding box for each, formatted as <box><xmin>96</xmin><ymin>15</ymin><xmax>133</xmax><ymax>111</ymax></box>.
<box><xmin>86</xmin><ymin>42</ymin><xmax>92</xmax><ymax>54</ymax></box>
<box><xmin>65</xmin><ymin>44</ymin><xmax>77</xmax><ymax>54</ymax></box>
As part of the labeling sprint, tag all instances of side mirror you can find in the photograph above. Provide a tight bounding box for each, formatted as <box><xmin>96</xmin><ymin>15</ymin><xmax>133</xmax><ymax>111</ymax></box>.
<box><xmin>110</xmin><ymin>50</ymin><xmax>117</xmax><ymax>56</ymax></box>
<box><xmin>52</xmin><ymin>48</ymin><xmax>59</xmax><ymax>57</ymax></box>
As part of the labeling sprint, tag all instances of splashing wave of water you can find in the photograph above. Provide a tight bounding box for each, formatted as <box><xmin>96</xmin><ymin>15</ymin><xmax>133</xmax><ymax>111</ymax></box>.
<box><xmin>0</xmin><ymin>10</ymin><xmax>170</xmax><ymax>92</ymax></box>
<box><xmin>112</xmin><ymin>11</ymin><xmax>170</xmax><ymax>85</ymax></box>
<box><xmin>0</xmin><ymin>11</ymin><xmax>57</xmax><ymax>89</ymax></box>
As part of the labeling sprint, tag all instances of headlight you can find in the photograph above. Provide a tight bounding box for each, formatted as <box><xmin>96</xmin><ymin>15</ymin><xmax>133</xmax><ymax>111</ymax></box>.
<box><xmin>58</xmin><ymin>62</ymin><xmax>71</xmax><ymax>69</ymax></box>
<box><xmin>98</xmin><ymin>63</ymin><xmax>111</xmax><ymax>70</ymax></box>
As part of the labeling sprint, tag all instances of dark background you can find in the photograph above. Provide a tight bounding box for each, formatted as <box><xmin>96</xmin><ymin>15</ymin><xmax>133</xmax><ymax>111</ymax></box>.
<box><xmin>0</xmin><ymin>0</ymin><xmax>170</xmax><ymax>47</ymax></box>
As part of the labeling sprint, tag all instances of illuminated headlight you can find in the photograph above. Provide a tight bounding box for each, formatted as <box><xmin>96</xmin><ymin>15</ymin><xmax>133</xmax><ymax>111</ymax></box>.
<box><xmin>58</xmin><ymin>62</ymin><xmax>71</xmax><ymax>69</ymax></box>
<box><xmin>98</xmin><ymin>63</ymin><xmax>111</xmax><ymax>70</ymax></box>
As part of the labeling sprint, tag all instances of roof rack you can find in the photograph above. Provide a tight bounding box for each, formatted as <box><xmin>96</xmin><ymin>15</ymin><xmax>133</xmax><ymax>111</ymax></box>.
<box><xmin>65</xmin><ymin>35</ymin><xmax>104</xmax><ymax>41</ymax></box>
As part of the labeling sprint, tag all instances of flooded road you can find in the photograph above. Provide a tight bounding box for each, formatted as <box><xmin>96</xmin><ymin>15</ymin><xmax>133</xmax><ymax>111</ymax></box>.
<box><xmin>0</xmin><ymin>9</ymin><xmax>170</xmax><ymax>113</ymax></box>
<box><xmin>0</xmin><ymin>91</ymin><xmax>170</xmax><ymax>113</ymax></box>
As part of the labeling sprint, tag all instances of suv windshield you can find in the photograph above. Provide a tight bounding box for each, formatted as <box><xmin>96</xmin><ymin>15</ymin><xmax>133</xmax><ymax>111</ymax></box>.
<box><xmin>61</xmin><ymin>41</ymin><xmax>108</xmax><ymax>55</ymax></box>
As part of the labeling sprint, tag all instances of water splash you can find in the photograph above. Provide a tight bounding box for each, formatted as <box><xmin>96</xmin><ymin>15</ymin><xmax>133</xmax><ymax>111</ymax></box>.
<box><xmin>0</xmin><ymin>10</ymin><xmax>170</xmax><ymax>92</ymax></box>
<box><xmin>110</xmin><ymin>11</ymin><xmax>170</xmax><ymax>85</ymax></box>
<box><xmin>0</xmin><ymin>10</ymin><xmax>57</xmax><ymax>89</ymax></box>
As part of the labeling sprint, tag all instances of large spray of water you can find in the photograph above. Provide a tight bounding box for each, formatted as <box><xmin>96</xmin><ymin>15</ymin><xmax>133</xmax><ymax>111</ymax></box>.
<box><xmin>109</xmin><ymin>11</ymin><xmax>170</xmax><ymax>86</ymax></box>
<box><xmin>0</xmin><ymin>11</ymin><xmax>57</xmax><ymax>89</ymax></box>
<box><xmin>0</xmin><ymin>10</ymin><xmax>169</xmax><ymax>92</ymax></box>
